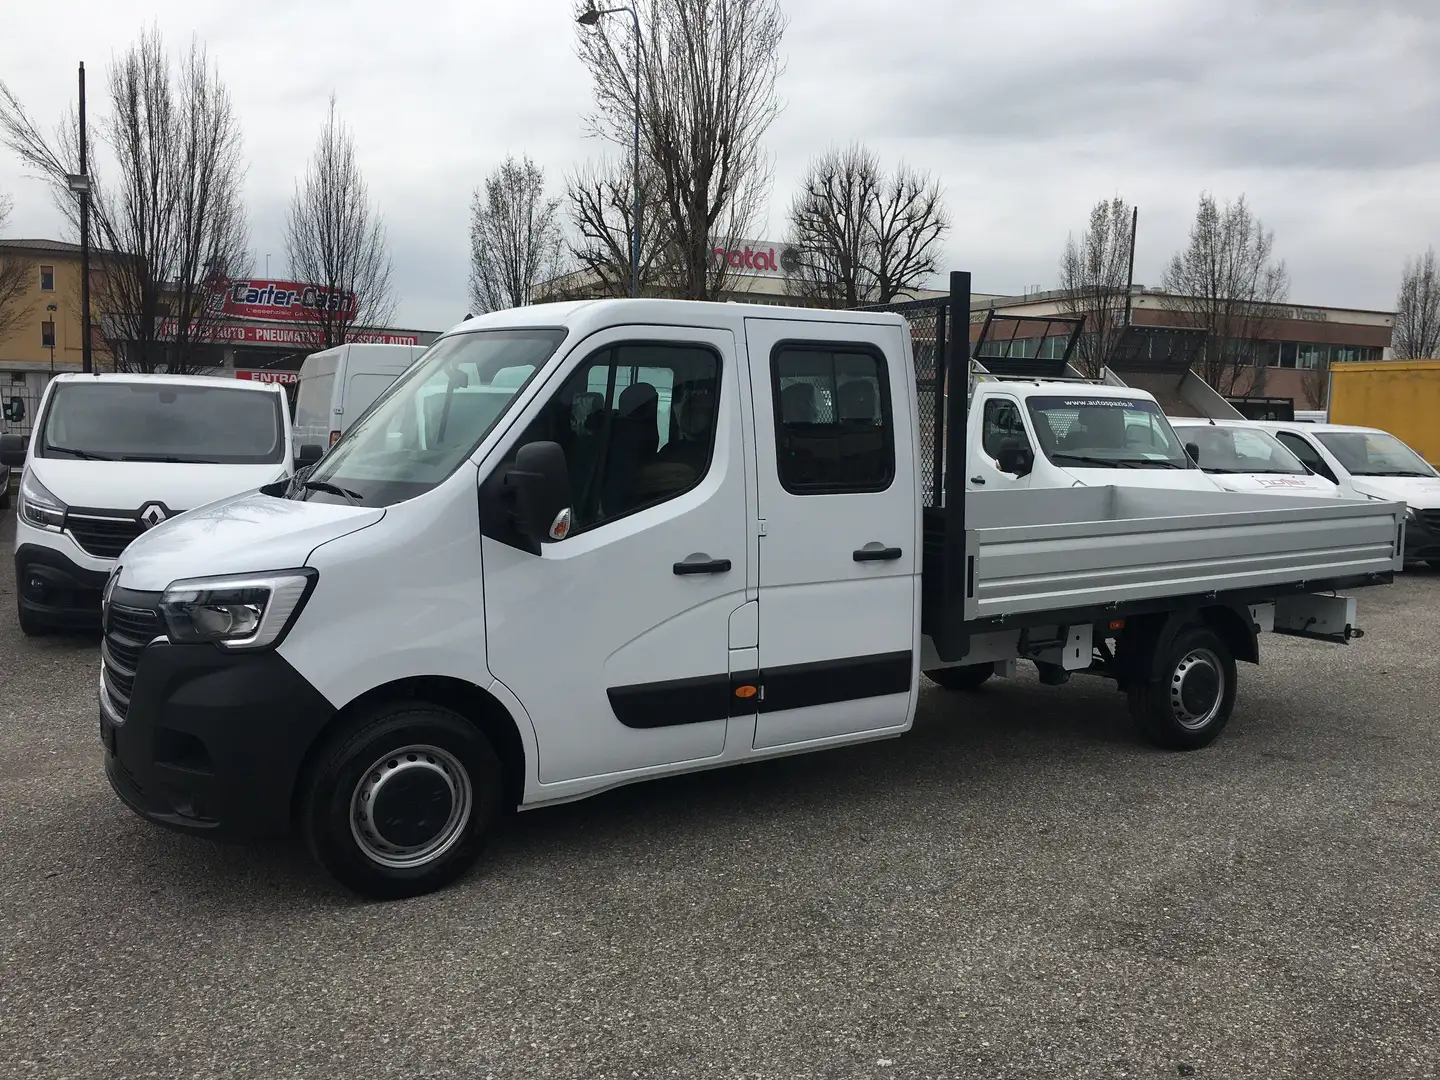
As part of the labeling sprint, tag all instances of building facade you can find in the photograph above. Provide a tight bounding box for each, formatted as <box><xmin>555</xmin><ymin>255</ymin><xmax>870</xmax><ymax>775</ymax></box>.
<box><xmin>0</xmin><ymin>238</ymin><xmax>437</xmax><ymax>433</ymax></box>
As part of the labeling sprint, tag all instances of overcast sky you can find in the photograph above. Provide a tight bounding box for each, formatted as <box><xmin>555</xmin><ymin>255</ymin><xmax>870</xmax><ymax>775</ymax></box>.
<box><xmin>2</xmin><ymin>0</ymin><xmax>1437</xmax><ymax>332</ymax></box>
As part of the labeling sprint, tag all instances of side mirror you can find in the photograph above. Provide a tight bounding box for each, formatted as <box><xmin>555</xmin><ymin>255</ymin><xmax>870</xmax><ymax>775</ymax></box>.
<box><xmin>2</xmin><ymin>397</ymin><xmax>24</xmax><ymax>423</ymax></box>
<box><xmin>0</xmin><ymin>433</ymin><xmax>26</xmax><ymax>468</ymax></box>
<box><xmin>996</xmin><ymin>436</ymin><xmax>1032</xmax><ymax>477</ymax></box>
<box><xmin>295</xmin><ymin>443</ymin><xmax>324</xmax><ymax>469</ymax></box>
<box><xmin>1185</xmin><ymin>441</ymin><xmax>1201</xmax><ymax>466</ymax></box>
<box><xmin>504</xmin><ymin>441</ymin><xmax>573</xmax><ymax>546</ymax></box>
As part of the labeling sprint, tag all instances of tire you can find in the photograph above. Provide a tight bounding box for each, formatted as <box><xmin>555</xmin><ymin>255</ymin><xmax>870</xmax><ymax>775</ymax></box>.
<box><xmin>1127</xmin><ymin>624</ymin><xmax>1237</xmax><ymax>751</ymax></box>
<box><xmin>1427</xmin><ymin>560</ymin><xmax>1440</xmax><ymax>571</ymax></box>
<box><xmin>0</xmin><ymin>487</ymin><xmax>10</xmax><ymax>510</ymax></box>
<box><xmin>301</xmin><ymin>702</ymin><xmax>505</xmax><ymax>900</ymax></box>
<box><xmin>924</xmin><ymin>662</ymin><xmax>995</xmax><ymax>691</ymax></box>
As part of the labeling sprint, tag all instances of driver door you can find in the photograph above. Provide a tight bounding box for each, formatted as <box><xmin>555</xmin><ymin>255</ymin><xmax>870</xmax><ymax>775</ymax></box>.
<box><xmin>479</xmin><ymin>326</ymin><xmax>751</xmax><ymax>786</ymax></box>
<box><xmin>968</xmin><ymin>394</ymin><xmax>1034</xmax><ymax>489</ymax></box>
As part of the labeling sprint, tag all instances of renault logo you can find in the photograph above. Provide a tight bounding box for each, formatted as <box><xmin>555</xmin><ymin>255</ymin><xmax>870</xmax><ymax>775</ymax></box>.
<box><xmin>138</xmin><ymin>503</ymin><xmax>168</xmax><ymax>530</ymax></box>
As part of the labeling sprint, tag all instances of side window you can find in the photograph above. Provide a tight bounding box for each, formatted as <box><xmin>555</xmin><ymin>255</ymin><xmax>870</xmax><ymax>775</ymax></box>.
<box><xmin>513</xmin><ymin>342</ymin><xmax>720</xmax><ymax>532</ymax></box>
<box><xmin>981</xmin><ymin>397</ymin><xmax>1028</xmax><ymax>459</ymax></box>
<box><xmin>1276</xmin><ymin>431</ymin><xmax>1336</xmax><ymax>482</ymax></box>
<box><xmin>772</xmin><ymin>344</ymin><xmax>895</xmax><ymax>494</ymax></box>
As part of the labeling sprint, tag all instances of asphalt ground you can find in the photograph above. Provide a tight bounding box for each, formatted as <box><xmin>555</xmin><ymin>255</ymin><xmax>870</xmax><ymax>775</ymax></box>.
<box><xmin>2</xmin><ymin>510</ymin><xmax>1438</xmax><ymax>1079</ymax></box>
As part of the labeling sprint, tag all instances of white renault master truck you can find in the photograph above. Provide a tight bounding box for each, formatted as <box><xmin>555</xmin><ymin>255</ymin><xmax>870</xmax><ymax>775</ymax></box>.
<box><xmin>95</xmin><ymin>288</ymin><xmax>1399</xmax><ymax>899</ymax></box>
<box><xmin>0</xmin><ymin>373</ymin><xmax>294</xmax><ymax>634</ymax></box>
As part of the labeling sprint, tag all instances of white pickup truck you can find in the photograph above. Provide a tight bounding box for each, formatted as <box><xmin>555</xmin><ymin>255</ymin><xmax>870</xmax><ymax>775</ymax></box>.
<box><xmin>98</xmin><ymin>272</ymin><xmax>1403</xmax><ymax>898</ymax></box>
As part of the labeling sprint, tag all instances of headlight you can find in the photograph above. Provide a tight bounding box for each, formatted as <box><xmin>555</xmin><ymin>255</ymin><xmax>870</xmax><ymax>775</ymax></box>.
<box><xmin>159</xmin><ymin>569</ymin><xmax>316</xmax><ymax>649</ymax></box>
<box><xmin>1405</xmin><ymin>507</ymin><xmax>1418</xmax><ymax>522</ymax></box>
<box><xmin>18</xmin><ymin>469</ymin><xmax>65</xmax><ymax>531</ymax></box>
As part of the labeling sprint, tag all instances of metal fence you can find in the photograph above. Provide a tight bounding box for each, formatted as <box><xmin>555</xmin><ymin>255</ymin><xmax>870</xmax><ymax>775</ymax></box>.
<box><xmin>861</xmin><ymin>297</ymin><xmax>948</xmax><ymax>507</ymax></box>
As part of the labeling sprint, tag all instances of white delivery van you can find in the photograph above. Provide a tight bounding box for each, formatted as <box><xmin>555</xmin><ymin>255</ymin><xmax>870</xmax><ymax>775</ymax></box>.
<box><xmin>98</xmin><ymin>279</ymin><xmax>1401</xmax><ymax>898</ymax></box>
<box><xmin>0</xmin><ymin>374</ymin><xmax>295</xmax><ymax>634</ymax></box>
<box><xmin>1258</xmin><ymin>420</ymin><xmax>1440</xmax><ymax>566</ymax></box>
<box><xmin>1167</xmin><ymin>418</ymin><xmax>1341</xmax><ymax>497</ymax></box>
<box><xmin>293</xmin><ymin>343</ymin><xmax>426</xmax><ymax>457</ymax></box>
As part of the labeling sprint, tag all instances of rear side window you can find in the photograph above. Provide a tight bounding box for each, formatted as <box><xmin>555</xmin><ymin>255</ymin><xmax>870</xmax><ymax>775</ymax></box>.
<box><xmin>1275</xmin><ymin>431</ymin><xmax>1337</xmax><ymax>482</ymax></box>
<box><xmin>772</xmin><ymin>344</ymin><xmax>894</xmax><ymax>494</ymax></box>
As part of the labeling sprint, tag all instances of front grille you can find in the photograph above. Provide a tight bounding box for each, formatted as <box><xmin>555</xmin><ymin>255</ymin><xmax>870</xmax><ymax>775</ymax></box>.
<box><xmin>67</xmin><ymin>514</ymin><xmax>143</xmax><ymax>558</ymax></box>
<box><xmin>103</xmin><ymin>602</ymin><xmax>161</xmax><ymax>720</ymax></box>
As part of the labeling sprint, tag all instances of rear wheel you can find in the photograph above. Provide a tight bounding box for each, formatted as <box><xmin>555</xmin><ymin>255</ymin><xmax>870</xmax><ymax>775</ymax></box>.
<box><xmin>1127</xmin><ymin>625</ymin><xmax>1236</xmax><ymax>750</ymax></box>
<box><xmin>301</xmin><ymin>703</ymin><xmax>504</xmax><ymax>900</ymax></box>
<box><xmin>924</xmin><ymin>662</ymin><xmax>995</xmax><ymax>691</ymax></box>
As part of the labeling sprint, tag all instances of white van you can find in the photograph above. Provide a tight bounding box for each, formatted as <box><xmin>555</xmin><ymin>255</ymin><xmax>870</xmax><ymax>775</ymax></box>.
<box><xmin>293</xmin><ymin>343</ymin><xmax>426</xmax><ymax>457</ymax></box>
<box><xmin>0</xmin><ymin>374</ymin><xmax>295</xmax><ymax>634</ymax></box>
<box><xmin>1167</xmin><ymin>418</ymin><xmax>1341</xmax><ymax>498</ymax></box>
<box><xmin>1258</xmin><ymin>421</ymin><xmax>1440</xmax><ymax>566</ymax></box>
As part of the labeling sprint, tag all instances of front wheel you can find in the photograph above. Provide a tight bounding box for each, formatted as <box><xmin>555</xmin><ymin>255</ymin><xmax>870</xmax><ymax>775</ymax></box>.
<box><xmin>1127</xmin><ymin>625</ymin><xmax>1237</xmax><ymax>750</ymax></box>
<box><xmin>301</xmin><ymin>703</ymin><xmax>504</xmax><ymax>900</ymax></box>
<box><xmin>924</xmin><ymin>662</ymin><xmax>995</xmax><ymax>691</ymax></box>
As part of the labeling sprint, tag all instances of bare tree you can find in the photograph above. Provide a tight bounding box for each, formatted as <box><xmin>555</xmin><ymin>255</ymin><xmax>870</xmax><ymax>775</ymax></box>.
<box><xmin>1057</xmin><ymin>197</ymin><xmax>1134</xmax><ymax>377</ymax></box>
<box><xmin>1299</xmin><ymin>351</ymin><xmax>1330</xmax><ymax>410</ymax></box>
<box><xmin>786</xmin><ymin>144</ymin><xmax>949</xmax><ymax>309</ymax></box>
<box><xmin>0</xmin><ymin>193</ymin><xmax>33</xmax><ymax>344</ymax></box>
<box><xmin>1159</xmin><ymin>193</ymin><xmax>1289</xmax><ymax>397</ymax></box>
<box><xmin>1393</xmin><ymin>246</ymin><xmax>1440</xmax><ymax>360</ymax></box>
<box><xmin>284</xmin><ymin>96</ymin><xmax>394</xmax><ymax>350</ymax></box>
<box><xmin>576</xmin><ymin>0</ymin><xmax>786</xmax><ymax>301</ymax></box>
<box><xmin>563</xmin><ymin>157</ymin><xmax>672</xmax><ymax>299</ymax></box>
<box><xmin>1</xmin><ymin>30</ymin><xmax>250</xmax><ymax>373</ymax></box>
<box><xmin>467</xmin><ymin>155</ymin><xmax>564</xmax><ymax>313</ymax></box>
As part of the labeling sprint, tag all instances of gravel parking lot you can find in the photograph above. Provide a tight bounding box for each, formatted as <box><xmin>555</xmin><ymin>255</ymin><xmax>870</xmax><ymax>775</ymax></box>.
<box><xmin>2</xmin><ymin>509</ymin><xmax>1438</xmax><ymax>1080</ymax></box>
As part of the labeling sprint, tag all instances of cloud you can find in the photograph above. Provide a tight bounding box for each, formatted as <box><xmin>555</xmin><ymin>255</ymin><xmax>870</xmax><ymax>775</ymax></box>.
<box><xmin>1</xmin><ymin>0</ymin><xmax>1437</xmax><ymax>329</ymax></box>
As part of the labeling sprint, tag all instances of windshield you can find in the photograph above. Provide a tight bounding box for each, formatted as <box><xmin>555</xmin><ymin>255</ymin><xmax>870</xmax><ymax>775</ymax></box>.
<box><xmin>1316</xmin><ymin>431</ymin><xmax>1436</xmax><ymax>477</ymax></box>
<box><xmin>1172</xmin><ymin>424</ymin><xmax>1309</xmax><ymax>474</ymax></box>
<box><xmin>300</xmin><ymin>328</ymin><xmax>567</xmax><ymax>506</ymax></box>
<box><xmin>1026</xmin><ymin>395</ymin><xmax>1191</xmax><ymax>469</ymax></box>
<box><xmin>37</xmin><ymin>381</ymin><xmax>284</xmax><ymax>464</ymax></box>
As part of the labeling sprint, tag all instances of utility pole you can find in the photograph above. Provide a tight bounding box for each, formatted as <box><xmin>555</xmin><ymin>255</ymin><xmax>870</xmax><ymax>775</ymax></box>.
<box><xmin>76</xmin><ymin>63</ymin><xmax>93</xmax><ymax>374</ymax></box>
<box><xmin>1122</xmin><ymin>205</ymin><xmax>1138</xmax><ymax>331</ymax></box>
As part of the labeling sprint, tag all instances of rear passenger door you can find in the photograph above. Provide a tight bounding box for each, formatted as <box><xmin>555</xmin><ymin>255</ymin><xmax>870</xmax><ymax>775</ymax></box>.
<box><xmin>744</xmin><ymin>318</ymin><xmax>919</xmax><ymax>751</ymax></box>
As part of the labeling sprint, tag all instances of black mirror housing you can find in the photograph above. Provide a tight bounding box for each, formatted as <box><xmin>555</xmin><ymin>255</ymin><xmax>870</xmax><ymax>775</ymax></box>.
<box><xmin>3</xmin><ymin>396</ymin><xmax>24</xmax><ymax>424</ymax></box>
<box><xmin>296</xmin><ymin>443</ymin><xmax>324</xmax><ymax>468</ymax></box>
<box><xmin>997</xmin><ymin>436</ymin><xmax>1032</xmax><ymax>477</ymax></box>
<box><xmin>1185</xmin><ymin>441</ymin><xmax>1201</xmax><ymax>466</ymax></box>
<box><xmin>0</xmin><ymin>433</ymin><xmax>26</xmax><ymax>468</ymax></box>
<box><xmin>505</xmin><ymin>441</ymin><xmax>573</xmax><ymax>548</ymax></box>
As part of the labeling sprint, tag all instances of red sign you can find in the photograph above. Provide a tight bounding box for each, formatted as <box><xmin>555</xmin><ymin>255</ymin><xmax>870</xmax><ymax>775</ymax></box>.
<box><xmin>158</xmin><ymin>320</ymin><xmax>418</xmax><ymax>347</ymax></box>
<box><xmin>235</xmin><ymin>369</ymin><xmax>299</xmax><ymax>385</ymax></box>
<box><xmin>210</xmin><ymin>278</ymin><xmax>358</xmax><ymax>323</ymax></box>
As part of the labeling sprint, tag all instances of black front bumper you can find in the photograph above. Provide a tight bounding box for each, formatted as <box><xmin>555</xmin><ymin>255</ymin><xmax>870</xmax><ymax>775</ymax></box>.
<box><xmin>102</xmin><ymin>641</ymin><xmax>337</xmax><ymax>840</ymax></box>
<box><xmin>15</xmin><ymin>543</ymin><xmax>109</xmax><ymax>628</ymax></box>
<box><xmin>1404</xmin><ymin>514</ymin><xmax>1440</xmax><ymax>562</ymax></box>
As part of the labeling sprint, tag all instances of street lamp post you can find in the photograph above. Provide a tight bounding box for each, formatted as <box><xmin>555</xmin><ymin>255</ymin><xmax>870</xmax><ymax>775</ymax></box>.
<box><xmin>577</xmin><ymin>4</ymin><xmax>641</xmax><ymax>299</ymax></box>
<box><xmin>65</xmin><ymin>61</ymin><xmax>93</xmax><ymax>374</ymax></box>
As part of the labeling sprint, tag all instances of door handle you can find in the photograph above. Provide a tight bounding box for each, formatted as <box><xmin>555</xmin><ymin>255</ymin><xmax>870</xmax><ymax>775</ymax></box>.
<box><xmin>853</xmin><ymin>545</ymin><xmax>903</xmax><ymax>562</ymax></box>
<box><xmin>673</xmin><ymin>554</ymin><xmax>732</xmax><ymax>575</ymax></box>
<box><xmin>970</xmin><ymin>475</ymin><xmax>986</xmax><ymax>485</ymax></box>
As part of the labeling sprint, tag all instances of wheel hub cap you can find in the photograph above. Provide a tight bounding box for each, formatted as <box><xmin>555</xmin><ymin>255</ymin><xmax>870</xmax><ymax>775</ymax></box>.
<box><xmin>350</xmin><ymin>745</ymin><xmax>473</xmax><ymax>869</ymax></box>
<box><xmin>1170</xmin><ymin>648</ymin><xmax>1224</xmax><ymax>731</ymax></box>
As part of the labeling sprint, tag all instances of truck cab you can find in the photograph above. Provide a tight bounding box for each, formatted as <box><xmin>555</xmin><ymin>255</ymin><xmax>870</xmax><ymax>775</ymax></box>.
<box><xmin>967</xmin><ymin>381</ymin><xmax>1222</xmax><ymax>492</ymax></box>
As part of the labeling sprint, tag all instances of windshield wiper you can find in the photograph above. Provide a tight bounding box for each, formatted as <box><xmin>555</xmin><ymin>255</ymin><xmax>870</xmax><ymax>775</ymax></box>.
<box><xmin>1052</xmin><ymin>453</ymin><xmax>1140</xmax><ymax>469</ymax></box>
<box><xmin>120</xmin><ymin>455</ymin><xmax>219</xmax><ymax>464</ymax></box>
<box><xmin>301</xmin><ymin>479</ymin><xmax>364</xmax><ymax>506</ymax></box>
<box><xmin>1358</xmin><ymin>470</ymin><xmax>1433</xmax><ymax>478</ymax></box>
<box><xmin>45</xmin><ymin>445</ymin><xmax>116</xmax><ymax>461</ymax></box>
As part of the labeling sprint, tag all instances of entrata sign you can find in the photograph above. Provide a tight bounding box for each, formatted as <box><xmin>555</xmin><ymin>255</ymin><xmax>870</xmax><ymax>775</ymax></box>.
<box><xmin>210</xmin><ymin>278</ymin><xmax>358</xmax><ymax>323</ymax></box>
<box><xmin>235</xmin><ymin>369</ymin><xmax>300</xmax><ymax>385</ymax></box>
<box><xmin>709</xmin><ymin>240</ymin><xmax>800</xmax><ymax>279</ymax></box>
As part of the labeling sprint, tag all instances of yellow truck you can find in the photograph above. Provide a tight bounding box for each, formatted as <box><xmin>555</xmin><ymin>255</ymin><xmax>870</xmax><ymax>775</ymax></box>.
<box><xmin>1329</xmin><ymin>360</ymin><xmax>1440</xmax><ymax>465</ymax></box>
